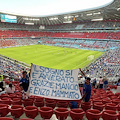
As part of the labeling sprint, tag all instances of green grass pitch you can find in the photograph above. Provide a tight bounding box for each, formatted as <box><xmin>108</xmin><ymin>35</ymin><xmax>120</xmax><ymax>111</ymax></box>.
<box><xmin>0</xmin><ymin>45</ymin><xmax>103</xmax><ymax>70</ymax></box>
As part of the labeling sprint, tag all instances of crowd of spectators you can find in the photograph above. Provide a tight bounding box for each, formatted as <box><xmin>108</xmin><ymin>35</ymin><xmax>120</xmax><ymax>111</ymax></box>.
<box><xmin>0</xmin><ymin>37</ymin><xmax>119</xmax><ymax>82</ymax></box>
<box><xmin>0</xmin><ymin>30</ymin><xmax>53</xmax><ymax>38</ymax></box>
<box><xmin>0</xmin><ymin>22</ymin><xmax>39</xmax><ymax>30</ymax></box>
<box><xmin>0</xmin><ymin>56</ymin><xmax>29</xmax><ymax>79</ymax></box>
<box><xmin>81</xmin><ymin>47</ymin><xmax>120</xmax><ymax>82</ymax></box>
<box><xmin>46</xmin><ymin>21</ymin><xmax>120</xmax><ymax>30</ymax></box>
<box><xmin>0</xmin><ymin>38</ymin><xmax>38</xmax><ymax>48</ymax></box>
<box><xmin>0</xmin><ymin>69</ymin><xmax>30</xmax><ymax>100</ymax></box>
<box><xmin>0</xmin><ymin>20</ymin><xmax>120</xmax><ymax>31</ymax></box>
<box><xmin>38</xmin><ymin>38</ymin><xmax>120</xmax><ymax>51</ymax></box>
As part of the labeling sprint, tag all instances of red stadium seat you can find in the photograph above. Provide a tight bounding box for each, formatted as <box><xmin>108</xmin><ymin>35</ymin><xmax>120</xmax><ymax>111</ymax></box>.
<box><xmin>35</xmin><ymin>96</ymin><xmax>44</xmax><ymax>101</ymax></box>
<box><xmin>105</xmin><ymin>103</ymin><xmax>118</xmax><ymax>111</ymax></box>
<box><xmin>106</xmin><ymin>91</ymin><xmax>113</xmax><ymax>94</ymax></box>
<box><xmin>107</xmin><ymin>88</ymin><xmax>111</xmax><ymax>91</ymax></box>
<box><xmin>112</xmin><ymin>85</ymin><xmax>117</xmax><ymax>89</ymax></box>
<box><xmin>1</xmin><ymin>97</ymin><xmax>12</xmax><ymax>105</ymax></box>
<box><xmin>81</xmin><ymin>102</ymin><xmax>91</xmax><ymax>112</ymax></box>
<box><xmin>0</xmin><ymin>94</ymin><xmax>9</xmax><ymax>99</ymax></box>
<box><xmin>86</xmin><ymin>109</ymin><xmax>102</xmax><ymax>120</ymax></box>
<box><xmin>118</xmin><ymin>103</ymin><xmax>120</xmax><ymax>111</ymax></box>
<box><xmin>102</xmin><ymin>110</ymin><xmax>118</xmax><ymax>120</ymax></box>
<box><xmin>57</xmin><ymin>101</ymin><xmax>68</xmax><ymax>108</ymax></box>
<box><xmin>102</xmin><ymin>98</ymin><xmax>111</xmax><ymax>104</ymax></box>
<box><xmin>9</xmin><ymin>105</ymin><xmax>23</xmax><ymax>118</ymax></box>
<box><xmin>118</xmin><ymin>111</ymin><xmax>120</xmax><ymax>120</ymax></box>
<box><xmin>92</xmin><ymin>88</ymin><xmax>96</xmax><ymax>93</ymax></box>
<box><xmin>45</xmin><ymin>100</ymin><xmax>56</xmax><ymax>109</ymax></box>
<box><xmin>45</xmin><ymin>98</ymin><xmax>56</xmax><ymax>103</ymax></box>
<box><xmin>39</xmin><ymin>107</ymin><xmax>53</xmax><ymax>119</ymax></box>
<box><xmin>101</xmin><ymin>95</ymin><xmax>108</xmax><ymax>99</ymax></box>
<box><xmin>107</xmin><ymin>93</ymin><xmax>114</xmax><ymax>98</ymax></box>
<box><xmin>54</xmin><ymin>108</ymin><xmax>69</xmax><ymax>120</ymax></box>
<box><xmin>92</xmin><ymin>98</ymin><xmax>102</xmax><ymax>104</ymax></box>
<box><xmin>24</xmin><ymin>106</ymin><xmax>38</xmax><ymax>119</ymax></box>
<box><xmin>16</xmin><ymin>94</ymin><xmax>22</xmax><ymax>99</ymax></box>
<box><xmin>29</xmin><ymin>95</ymin><xmax>35</xmax><ymax>101</ymax></box>
<box><xmin>112</xmin><ymin>99</ymin><xmax>120</xmax><ymax>105</ymax></box>
<box><xmin>110</xmin><ymin>96</ymin><xmax>118</xmax><ymax>100</ymax></box>
<box><xmin>93</xmin><ymin>102</ymin><xmax>105</xmax><ymax>111</ymax></box>
<box><xmin>12</xmin><ymin>98</ymin><xmax>22</xmax><ymax>105</ymax></box>
<box><xmin>0</xmin><ymin>104</ymin><xmax>9</xmax><ymax>117</ymax></box>
<box><xmin>22</xmin><ymin>99</ymin><xmax>33</xmax><ymax>107</ymax></box>
<box><xmin>92</xmin><ymin>95</ymin><xmax>101</xmax><ymax>99</ymax></box>
<box><xmin>70</xmin><ymin>109</ymin><xmax>85</xmax><ymax>120</ymax></box>
<box><xmin>115</xmin><ymin>93</ymin><xmax>120</xmax><ymax>97</ymax></box>
<box><xmin>9</xmin><ymin>94</ymin><xmax>17</xmax><ymax>100</ymax></box>
<box><xmin>34</xmin><ymin>99</ymin><xmax>44</xmax><ymax>108</ymax></box>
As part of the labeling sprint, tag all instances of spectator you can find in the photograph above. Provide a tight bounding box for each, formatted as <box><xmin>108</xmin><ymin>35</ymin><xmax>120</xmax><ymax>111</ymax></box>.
<box><xmin>99</xmin><ymin>76</ymin><xmax>103</xmax><ymax>89</ymax></box>
<box><xmin>19</xmin><ymin>82</ymin><xmax>29</xmax><ymax>99</ymax></box>
<box><xmin>0</xmin><ymin>74</ymin><xmax>3</xmax><ymax>82</ymax></box>
<box><xmin>6</xmin><ymin>83</ymin><xmax>15</xmax><ymax>94</ymax></box>
<box><xmin>96</xmin><ymin>79</ymin><xmax>99</xmax><ymax>89</ymax></box>
<box><xmin>92</xmin><ymin>78</ymin><xmax>96</xmax><ymax>88</ymax></box>
<box><xmin>0</xmin><ymin>81</ymin><xmax>5</xmax><ymax>91</ymax></box>
<box><xmin>19</xmin><ymin>71</ymin><xmax>29</xmax><ymax>92</ymax></box>
<box><xmin>81</xmin><ymin>77</ymin><xmax>91</xmax><ymax>102</ymax></box>
<box><xmin>116</xmin><ymin>78</ymin><xmax>120</xmax><ymax>86</ymax></box>
<box><xmin>79</xmin><ymin>68</ymin><xmax>91</xmax><ymax>102</ymax></box>
<box><xmin>103</xmin><ymin>77</ymin><xmax>108</xmax><ymax>90</ymax></box>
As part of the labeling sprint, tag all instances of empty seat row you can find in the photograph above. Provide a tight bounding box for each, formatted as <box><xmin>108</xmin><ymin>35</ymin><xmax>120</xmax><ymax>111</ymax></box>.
<box><xmin>1</xmin><ymin>104</ymin><xmax>120</xmax><ymax>120</ymax></box>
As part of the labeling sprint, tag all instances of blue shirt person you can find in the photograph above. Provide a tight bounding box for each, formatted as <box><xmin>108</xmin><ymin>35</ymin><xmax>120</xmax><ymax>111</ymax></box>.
<box><xmin>79</xmin><ymin>68</ymin><xmax>91</xmax><ymax>102</ymax></box>
<box><xmin>92</xmin><ymin>78</ymin><xmax>96</xmax><ymax>88</ymax></box>
<box><xmin>82</xmin><ymin>77</ymin><xmax>91</xmax><ymax>102</ymax></box>
<box><xmin>19</xmin><ymin>71</ymin><xmax>29</xmax><ymax>92</ymax></box>
<box><xmin>116</xmin><ymin>79</ymin><xmax>120</xmax><ymax>86</ymax></box>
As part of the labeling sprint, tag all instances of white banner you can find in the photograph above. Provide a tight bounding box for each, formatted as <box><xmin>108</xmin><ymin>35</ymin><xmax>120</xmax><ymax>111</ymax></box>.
<box><xmin>28</xmin><ymin>64</ymin><xmax>81</xmax><ymax>100</ymax></box>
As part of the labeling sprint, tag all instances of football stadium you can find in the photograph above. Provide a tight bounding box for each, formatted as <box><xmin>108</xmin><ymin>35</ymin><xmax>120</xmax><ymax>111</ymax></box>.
<box><xmin>0</xmin><ymin>0</ymin><xmax>120</xmax><ymax>119</ymax></box>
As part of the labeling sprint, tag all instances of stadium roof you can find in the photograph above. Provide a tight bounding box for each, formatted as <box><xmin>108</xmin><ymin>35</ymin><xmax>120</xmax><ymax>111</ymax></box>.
<box><xmin>0</xmin><ymin>0</ymin><xmax>113</xmax><ymax>17</ymax></box>
<box><xmin>0</xmin><ymin>0</ymin><xmax>120</xmax><ymax>25</ymax></box>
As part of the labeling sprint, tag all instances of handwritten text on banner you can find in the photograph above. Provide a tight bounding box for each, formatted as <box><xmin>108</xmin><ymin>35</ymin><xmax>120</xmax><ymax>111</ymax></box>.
<box><xmin>29</xmin><ymin>64</ymin><xmax>81</xmax><ymax>100</ymax></box>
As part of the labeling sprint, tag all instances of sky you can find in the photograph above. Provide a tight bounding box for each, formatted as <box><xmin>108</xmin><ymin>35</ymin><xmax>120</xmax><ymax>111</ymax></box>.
<box><xmin>0</xmin><ymin>0</ymin><xmax>114</xmax><ymax>17</ymax></box>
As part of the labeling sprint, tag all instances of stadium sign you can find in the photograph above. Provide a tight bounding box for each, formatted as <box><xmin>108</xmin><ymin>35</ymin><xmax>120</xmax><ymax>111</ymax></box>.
<box><xmin>29</xmin><ymin>64</ymin><xmax>81</xmax><ymax>100</ymax></box>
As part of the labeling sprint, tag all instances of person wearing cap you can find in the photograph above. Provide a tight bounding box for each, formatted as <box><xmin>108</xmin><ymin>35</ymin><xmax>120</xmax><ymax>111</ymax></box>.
<box><xmin>19</xmin><ymin>71</ymin><xmax>29</xmax><ymax>92</ymax></box>
<box><xmin>79</xmin><ymin>68</ymin><xmax>91</xmax><ymax>102</ymax></box>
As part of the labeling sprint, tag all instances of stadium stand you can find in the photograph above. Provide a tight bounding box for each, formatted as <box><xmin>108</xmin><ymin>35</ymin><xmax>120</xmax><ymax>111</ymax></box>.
<box><xmin>0</xmin><ymin>2</ymin><xmax>120</xmax><ymax>119</ymax></box>
<box><xmin>0</xmin><ymin>86</ymin><xmax>119</xmax><ymax>119</ymax></box>
<box><xmin>46</xmin><ymin>21</ymin><xmax>120</xmax><ymax>30</ymax></box>
<box><xmin>0</xmin><ymin>56</ymin><xmax>30</xmax><ymax>80</ymax></box>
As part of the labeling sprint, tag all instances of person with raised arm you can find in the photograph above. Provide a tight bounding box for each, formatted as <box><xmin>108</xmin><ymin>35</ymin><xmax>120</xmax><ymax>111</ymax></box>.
<box><xmin>79</xmin><ymin>68</ymin><xmax>91</xmax><ymax>102</ymax></box>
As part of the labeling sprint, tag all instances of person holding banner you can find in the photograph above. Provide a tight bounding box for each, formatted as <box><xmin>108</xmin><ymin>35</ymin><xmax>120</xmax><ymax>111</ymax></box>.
<box><xmin>19</xmin><ymin>71</ymin><xmax>29</xmax><ymax>92</ymax></box>
<box><xmin>79</xmin><ymin>68</ymin><xmax>91</xmax><ymax>102</ymax></box>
